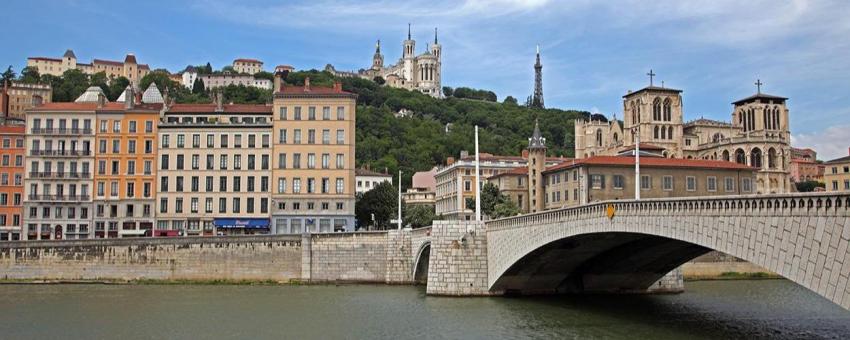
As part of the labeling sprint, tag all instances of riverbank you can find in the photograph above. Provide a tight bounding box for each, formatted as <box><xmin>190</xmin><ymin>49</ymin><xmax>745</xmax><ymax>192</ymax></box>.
<box><xmin>681</xmin><ymin>261</ymin><xmax>781</xmax><ymax>281</ymax></box>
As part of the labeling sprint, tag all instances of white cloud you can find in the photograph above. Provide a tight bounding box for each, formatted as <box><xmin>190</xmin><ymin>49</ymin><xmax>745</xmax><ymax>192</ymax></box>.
<box><xmin>791</xmin><ymin>125</ymin><xmax>850</xmax><ymax>161</ymax></box>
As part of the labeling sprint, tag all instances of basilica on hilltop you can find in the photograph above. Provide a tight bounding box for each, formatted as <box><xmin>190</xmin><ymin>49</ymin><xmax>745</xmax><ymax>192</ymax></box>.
<box><xmin>326</xmin><ymin>25</ymin><xmax>442</xmax><ymax>98</ymax></box>
<box><xmin>575</xmin><ymin>75</ymin><xmax>791</xmax><ymax>194</ymax></box>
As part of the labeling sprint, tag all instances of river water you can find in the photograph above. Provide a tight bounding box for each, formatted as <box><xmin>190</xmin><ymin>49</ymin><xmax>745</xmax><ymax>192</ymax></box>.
<box><xmin>0</xmin><ymin>280</ymin><xmax>847</xmax><ymax>339</ymax></box>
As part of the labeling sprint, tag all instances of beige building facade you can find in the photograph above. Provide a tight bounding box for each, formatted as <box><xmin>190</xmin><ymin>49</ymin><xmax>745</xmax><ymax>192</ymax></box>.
<box><xmin>233</xmin><ymin>58</ymin><xmax>264</xmax><ymax>75</ymax></box>
<box><xmin>27</xmin><ymin>50</ymin><xmax>151</xmax><ymax>84</ymax></box>
<box><xmin>156</xmin><ymin>100</ymin><xmax>273</xmax><ymax>236</ymax></box>
<box><xmin>824</xmin><ymin>149</ymin><xmax>850</xmax><ymax>192</ymax></box>
<box><xmin>271</xmin><ymin>78</ymin><xmax>357</xmax><ymax>233</ymax></box>
<box><xmin>1</xmin><ymin>82</ymin><xmax>52</xmax><ymax>120</ymax></box>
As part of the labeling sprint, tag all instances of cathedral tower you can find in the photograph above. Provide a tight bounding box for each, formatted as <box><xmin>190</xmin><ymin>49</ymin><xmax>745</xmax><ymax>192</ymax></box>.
<box><xmin>527</xmin><ymin>119</ymin><xmax>547</xmax><ymax>213</ymax></box>
<box><xmin>622</xmin><ymin>71</ymin><xmax>684</xmax><ymax>157</ymax></box>
<box><xmin>531</xmin><ymin>45</ymin><xmax>544</xmax><ymax>109</ymax></box>
<box><xmin>430</xmin><ymin>27</ymin><xmax>441</xmax><ymax>61</ymax></box>
<box><xmin>402</xmin><ymin>24</ymin><xmax>416</xmax><ymax>81</ymax></box>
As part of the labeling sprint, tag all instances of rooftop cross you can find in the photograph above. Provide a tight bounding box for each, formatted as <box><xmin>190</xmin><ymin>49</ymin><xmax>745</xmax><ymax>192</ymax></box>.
<box><xmin>755</xmin><ymin>79</ymin><xmax>763</xmax><ymax>94</ymax></box>
<box><xmin>647</xmin><ymin>69</ymin><xmax>656</xmax><ymax>87</ymax></box>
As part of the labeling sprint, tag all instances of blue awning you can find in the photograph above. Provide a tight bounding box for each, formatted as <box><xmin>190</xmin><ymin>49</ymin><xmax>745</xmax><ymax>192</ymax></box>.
<box><xmin>213</xmin><ymin>218</ymin><xmax>270</xmax><ymax>229</ymax></box>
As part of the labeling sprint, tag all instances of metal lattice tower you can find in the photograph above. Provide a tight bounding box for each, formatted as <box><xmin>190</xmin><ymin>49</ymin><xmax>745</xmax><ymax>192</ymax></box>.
<box><xmin>532</xmin><ymin>45</ymin><xmax>544</xmax><ymax>109</ymax></box>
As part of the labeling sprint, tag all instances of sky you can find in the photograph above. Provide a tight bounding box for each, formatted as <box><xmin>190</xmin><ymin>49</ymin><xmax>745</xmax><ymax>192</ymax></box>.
<box><xmin>3</xmin><ymin>0</ymin><xmax>849</xmax><ymax>159</ymax></box>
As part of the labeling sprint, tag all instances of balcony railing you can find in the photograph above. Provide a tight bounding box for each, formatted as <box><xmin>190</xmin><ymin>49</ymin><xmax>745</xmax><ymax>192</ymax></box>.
<box><xmin>27</xmin><ymin>194</ymin><xmax>91</xmax><ymax>202</ymax></box>
<box><xmin>29</xmin><ymin>150</ymin><xmax>92</xmax><ymax>157</ymax></box>
<box><xmin>28</xmin><ymin>172</ymin><xmax>91</xmax><ymax>179</ymax></box>
<box><xmin>30</xmin><ymin>128</ymin><xmax>93</xmax><ymax>135</ymax></box>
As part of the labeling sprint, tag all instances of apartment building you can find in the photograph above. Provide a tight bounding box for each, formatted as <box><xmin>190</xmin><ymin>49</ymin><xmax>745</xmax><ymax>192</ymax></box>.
<box><xmin>824</xmin><ymin>149</ymin><xmax>850</xmax><ymax>192</ymax></box>
<box><xmin>0</xmin><ymin>122</ymin><xmax>25</xmax><ymax>240</ymax></box>
<box><xmin>93</xmin><ymin>91</ymin><xmax>160</xmax><ymax>237</ymax></box>
<box><xmin>1</xmin><ymin>81</ymin><xmax>52</xmax><ymax>120</ymax></box>
<box><xmin>156</xmin><ymin>98</ymin><xmax>273</xmax><ymax>236</ymax></box>
<box><xmin>27</xmin><ymin>49</ymin><xmax>151</xmax><ymax>84</ymax></box>
<box><xmin>24</xmin><ymin>103</ymin><xmax>96</xmax><ymax>239</ymax></box>
<box><xmin>271</xmin><ymin>78</ymin><xmax>356</xmax><ymax>233</ymax></box>
<box><xmin>233</xmin><ymin>58</ymin><xmax>264</xmax><ymax>75</ymax></box>
<box><xmin>355</xmin><ymin>167</ymin><xmax>392</xmax><ymax>194</ymax></box>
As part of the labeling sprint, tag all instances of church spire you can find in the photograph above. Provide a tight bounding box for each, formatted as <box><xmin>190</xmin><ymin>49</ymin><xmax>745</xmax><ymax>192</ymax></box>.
<box><xmin>531</xmin><ymin>45</ymin><xmax>544</xmax><ymax>109</ymax></box>
<box><xmin>434</xmin><ymin>27</ymin><xmax>438</xmax><ymax>44</ymax></box>
<box><xmin>375</xmin><ymin>39</ymin><xmax>381</xmax><ymax>54</ymax></box>
<box><xmin>528</xmin><ymin>118</ymin><xmax>546</xmax><ymax>149</ymax></box>
<box><xmin>408</xmin><ymin>23</ymin><xmax>411</xmax><ymax>40</ymax></box>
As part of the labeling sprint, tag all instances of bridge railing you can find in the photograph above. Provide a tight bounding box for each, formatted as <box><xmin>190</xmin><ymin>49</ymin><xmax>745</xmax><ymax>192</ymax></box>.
<box><xmin>486</xmin><ymin>192</ymin><xmax>850</xmax><ymax>231</ymax></box>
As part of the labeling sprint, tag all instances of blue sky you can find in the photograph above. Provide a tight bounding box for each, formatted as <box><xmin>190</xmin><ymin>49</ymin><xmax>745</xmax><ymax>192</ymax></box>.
<box><xmin>3</xmin><ymin>0</ymin><xmax>849</xmax><ymax>159</ymax></box>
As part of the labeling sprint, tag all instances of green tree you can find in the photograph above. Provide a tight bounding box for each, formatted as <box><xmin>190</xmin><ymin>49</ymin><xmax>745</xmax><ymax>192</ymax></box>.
<box><xmin>355</xmin><ymin>181</ymin><xmax>399</xmax><ymax>230</ymax></box>
<box><xmin>1</xmin><ymin>66</ymin><xmax>15</xmax><ymax>86</ymax></box>
<box><xmin>503</xmin><ymin>96</ymin><xmax>518</xmax><ymax>105</ymax></box>
<box><xmin>404</xmin><ymin>205</ymin><xmax>437</xmax><ymax>228</ymax></box>
<box><xmin>465</xmin><ymin>182</ymin><xmax>521</xmax><ymax>218</ymax></box>
<box><xmin>221</xmin><ymin>66</ymin><xmax>236</xmax><ymax>73</ymax></box>
<box><xmin>106</xmin><ymin>76</ymin><xmax>131</xmax><ymax>101</ymax></box>
<box><xmin>140</xmin><ymin>70</ymin><xmax>181</xmax><ymax>96</ymax></box>
<box><xmin>442</xmin><ymin>86</ymin><xmax>453</xmax><ymax>97</ymax></box>
<box><xmin>54</xmin><ymin>69</ymin><xmax>90</xmax><ymax>102</ymax></box>
<box><xmin>492</xmin><ymin>200</ymin><xmax>521</xmax><ymax>218</ymax></box>
<box><xmin>373</xmin><ymin>76</ymin><xmax>385</xmax><ymax>85</ymax></box>
<box><xmin>192</xmin><ymin>77</ymin><xmax>206</xmax><ymax>94</ymax></box>
<box><xmin>19</xmin><ymin>66</ymin><xmax>40</xmax><ymax>84</ymax></box>
<box><xmin>254</xmin><ymin>71</ymin><xmax>274</xmax><ymax>81</ymax></box>
<box><xmin>795</xmin><ymin>180</ymin><xmax>825</xmax><ymax>192</ymax></box>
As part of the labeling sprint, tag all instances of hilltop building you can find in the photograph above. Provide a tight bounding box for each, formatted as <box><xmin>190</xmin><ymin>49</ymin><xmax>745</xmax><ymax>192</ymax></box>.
<box><xmin>26</xmin><ymin>49</ymin><xmax>151</xmax><ymax>85</ymax></box>
<box><xmin>575</xmin><ymin>77</ymin><xmax>792</xmax><ymax>194</ymax></box>
<box><xmin>1</xmin><ymin>81</ymin><xmax>52</xmax><ymax>120</ymax></box>
<box><xmin>327</xmin><ymin>25</ymin><xmax>442</xmax><ymax>98</ymax></box>
<box><xmin>233</xmin><ymin>59</ymin><xmax>264</xmax><ymax>75</ymax></box>
<box><xmin>355</xmin><ymin>167</ymin><xmax>392</xmax><ymax>194</ymax></box>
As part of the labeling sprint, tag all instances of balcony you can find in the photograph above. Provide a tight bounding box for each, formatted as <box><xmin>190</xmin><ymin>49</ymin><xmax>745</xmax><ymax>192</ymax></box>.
<box><xmin>30</xmin><ymin>128</ymin><xmax>93</xmax><ymax>136</ymax></box>
<box><xmin>30</xmin><ymin>149</ymin><xmax>92</xmax><ymax>157</ymax></box>
<box><xmin>28</xmin><ymin>172</ymin><xmax>91</xmax><ymax>179</ymax></box>
<box><xmin>27</xmin><ymin>194</ymin><xmax>91</xmax><ymax>202</ymax></box>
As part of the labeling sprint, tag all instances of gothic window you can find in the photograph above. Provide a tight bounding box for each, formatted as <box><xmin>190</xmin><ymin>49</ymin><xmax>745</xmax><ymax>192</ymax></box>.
<box><xmin>712</xmin><ymin>133</ymin><xmax>724</xmax><ymax>143</ymax></box>
<box><xmin>773</xmin><ymin>107</ymin><xmax>781</xmax><ymax>130</ymax></box>
<box><xmin>663</xmin><ymin>98</ymin><xmax>672</xmax><ymax>121</ymax></box>
<box><xmin>613</xmin><ymin>133</ymin><xmax>619</xmax><ymax>142</ymax></box>
<box><xmin>722</xmin><ymin>150</ymin><xmax>730</xmax><ymax>161</ymax></box>
<box><xmin>654</xmin><ymin>126</ymin><xmax>659</xmax><ymax>139</ymax></box>
<box><xmin>735</xmin><ymin>149</ymin><xmax>746</xmax><ymax>165</ymax></box>
<box><xmin>660</xmin><ymin>125</ymin><xmax>667</xmax><ymax>139</ymax></box>
<box><xmin>763</xmin><ymin>106</ymin><xmax>769</xmax><ymax>130</ymax></box>
<box><xmin>596</xmin><ymin>129</ymin><xmax>603</xmax><ymax>147</ymax></box>
<box><xmin>768</xmin><ymin>148</ymin><xmax>777</xmax><ymax>169</ymax></box>
<box><xmin>750</xmin><ymin>148</ymin><xmax>762</xmax><ymax>168</ymax></box>
<box><xmin>668</xmin><ymin>126</ymin><xmax>673</xmax><ymax>140</ymax></box>
<box><xmin>653</xmin><ymin>98</ymin><xmax>661</xmax><ymax>121</ymax></box>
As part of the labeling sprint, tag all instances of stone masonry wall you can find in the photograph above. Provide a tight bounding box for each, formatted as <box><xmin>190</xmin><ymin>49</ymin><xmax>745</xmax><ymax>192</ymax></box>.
<box><xmin>426</xmin><ymin>221</ymin><xmax>494</xmax><ymax>296</ymax></box>
<box><xmin>0</xmin><ymin>235</ymin><xmax>303</xmax><ymax>282</ymax></box>
<box><xmin>306</xmin><ymin>232</ymin><xmax>389</xmax><ymax>283</ymax></box>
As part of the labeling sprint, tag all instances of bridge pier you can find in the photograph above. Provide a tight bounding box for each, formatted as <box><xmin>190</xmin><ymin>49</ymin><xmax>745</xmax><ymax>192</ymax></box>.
<box><xmin>426</xmin><ymin>221</ymin><xmax>496</xmax><ymax>296</ymax></box>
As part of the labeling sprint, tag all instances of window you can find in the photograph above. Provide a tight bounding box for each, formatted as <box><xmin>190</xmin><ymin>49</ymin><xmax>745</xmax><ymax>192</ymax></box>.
<box><xmin>220</xmin><ymin>135</ymin><xmax>229</xmax><ymax>148</ymax></box>
<box><xmin>336</xmin><ymin>129</ymin><xmax>345</xmax><ymax>144</ymax></box>
<box><xmin>293</xmin><ymin>178</ymin><xmax>301</xmax><ymax>193</ymax></box>
<box><xmin>278</xmin><ymin>129</ymin><xmax>287</xmax><ymax>144</ymax></box>
<box><xmin>322</xmin><ymin>129</ymin><xmax>330</xmax><ymax>144</ymax></box>
<box><xmin>219</xmin><ymin>198</ymin><xmax>227</xmax><ymax>213</ymax></box>
<box><xmin>99</xmin><ymin>140</ymin><xmax>107</xmax><ymax>153</ymax></box>
<box><xmin>176</xmin><ymin>155</ymin><xmax>184</xmax><ymax>170</ymax></box>
<box><xmin>145</xmin><ymin>140</ymin><xmax>153</xmax><ymax>154</ymax></box>
<box><xmin>724</xmin><ymin>177</ymin><xmax>735</xmax><ymax>192</ymax></box>
<box><xmin>129</xmin><ymin>121</ymin><xmax>137</xmax><ymax>133</ymax></box>
<box><xmin>336</xmin><ymin>178</ymin><xmax>344</xmax><ymax>193</ymax></box>
<box><xmin>262</xmin><ymin>155</ymin><xmax>269</xmax><ymax>170</ymax></box>
<box><xmin>590</xmin><ymin>175</ymin><xmax>604</xmax><ymax>189</ymax></box>
<box><xmin>337</xmin><ymin>106</ymin><xmax>345</xmax><ymax>120</ymax></box>
<box><xmin>219</xmin><ymin>176</ymin><xmax>227</xmax><ymax>191</ymax></box>
<box><xmin>321</xmin><ymin>154</ymin><xmax>329</xmax><ymax>169</ymax></box>
<box><xmin>113</xmin><ymin>121</ymin><xmax>121</xmax><ymax>133</ymax></box>
<box><xmin>176</xmin><ymin>177</ymin><xmax>184</xmax><ymax>192</ymax></box>
<box><xmin>145</xmin><ymin>121</ymin><xmax>153</xmax><ymax>133</ymax></box>
<box><xmin>294</xmin><ymin>129</ymin><xmax>301</xmax><ymax>144</ymax></box>
<box><xmin>247</xmin><ymin>198</ymin><xmax>255</xmax><ymax>213</ymax></box>
<box><xmin>307</xmin><ymin>154</ymin><xmax>316</xmax><ymax>169</ymax></box>
<box><xmin>233</xmin><ymin>177</ymin><xmax>241</xmax><ymax>191</ymax></box>
<box><xmin>160</xmin><ymin>177</ymin><xmax>168</xmax><ymax>192</ymax></box>
<box><xmin>686</xmin><ymin>176</ymin><xmax>696</xmax><ymax>191</ymax></box>
<box><xmin>613</xmin><ymin>175</ymin><xmax>624</xmax><ymax>189</ymax></box>
<box><xmin>278</xmin><ymin>178</ymin><xmax>286</xmax><ymax>193</ymax></box>
<box><xmin>248</xmin><ymin>155</ymin><xmax>256</xmax><ymax>170</ymax></box>
<box><xmin>336</xmin><ymin>154</ymin><xmax>344</xmax><ymax>169</ymax></box>
<box><xmin>175</xmin><ymin>198</ymin><xmax>183</xmax><ymax>213</ymax></box>
<box><xmin>177</xmin><ymin>134</ymin><xmax>185</xmax><ymax>148</ymax></box>
<box><xmin>742</xmin><ymin>178</ymin><xmax>752</xmax><ymax>193</ymax></box>
<box><xmin>248</xmin><ymin>134</ymin><xmax>256</xmax><ymax>148</ymax></box>
<box><xmin>160</xmin><ymin>198</ymin><xmax>168</xmax><ymax>213</ymax></box>
<box><xmin>207</xmin><ymin>134</ymin><xmax>215</xmax><ymax>147</ymax></box>
<box><xmin>161</xmin><ymin>135</ymin><xmax>170</xmax><ymax>148</ymax></box>
<box><xmin>279</xmin><ymin>107</ymin><xmax>287</xmax><ymax>120</ymax></box>
<box><xmin>308</xmin><ymin>106</ymin><xmax>316</xmax><ymax>120</ymax></box>
<box><xmin>307</xmin><ymin>178</ymin><xmax>315</xmax><ymax>193</ymax></box>
<box><xmin>234</xmin><ymin>134</ymin><xmax>242</xmax><ymax>148</ymax></box>
<box><xmin>191</xmin><ymin>198</ymin><xmax>199</xmax><ymax>213</ymax></box>
<box><xmin>321</xmin><ymin>178</ymin><xmax>329</xmax><ymax>193</ymax></box>
<box><xmin>232</xmin><ymin>198</ymin><xmax>241</xmax><ymax>213</ymax></box>
<box><xmin>707</xmin><ymin>176</ymin><xmax>717</xmax><ymax>192</ymax></box>
<box><xmin>127</xmin><ymin>160</ymin><xmax>136</xmax><ymax>175</ymax></box>
<box><xmin>234</xmin><ymin>155</ymin><xmax>242</xmax><ymax>170</ymax></box>
<box><xmin>308</xmin><ymin>129</ymin><xmax>315</xmax><ymax>144</ymax></box>
<box><xmin>247</xmin><ymin>176</ymin><xmax>256</xmax><ymax>192</ymax></box>
<box><xmin>294</xmin><ymin>107</ymin><xmax>301</xmax><ymax>120</ymax></box>
<box><xmin>191</xmin><ymin>176</ymin><xmax>199</xmax><ymax>192</ymax></box>
<box><xmin>126</xmin><ymin>182</ymin><xmax>135</xmax><ymax>198</ymax></box>
<box><xmin>662</xmin><ymin>176</ymin><xmax>673</xmax><ymax>191</ymax></box>
<box><xmin>192</xmin><ymin>155</ymin><xmax>199</xmax><ymax>170</ymax></box>
<box><xmin>262</xmin><ymin>134</ymin><xmax>270</xmax><ymax>148</ymax></box>
<box><xmin>278</xmin><ymin>153</ymin><xmax>286</xmax><ymax>169</ymax></box>
<box><xmin>220</xmin><ymin>155</ymin><xmax>228</xmax><ymax>170</ymax></box>
<box><xmin>161</xmin><ymin>155</ymin><xmax>169</xmax><ymax>170</ymax></box>
<box><xmin>293</xmin><ymin>154</ymin><xmax>301</xmax><ymax>169</ymax></box>
<box><xmin>128</xmin><ymin>140</ymin><xmax>136</xmax><ymax>154</ymax></box>
<box><xmin>205</xmin><ymin>198</ymin><xmax>213</xmax><ymax>213</ymax></box>
<box><xmin>206</xmin><ymin>155</ymin><xmax>214</xmax><ymax>170</ymax></box>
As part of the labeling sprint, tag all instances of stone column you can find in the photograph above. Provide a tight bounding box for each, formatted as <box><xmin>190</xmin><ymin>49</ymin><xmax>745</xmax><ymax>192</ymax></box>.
<box><xmin>426</xmin><ymin>220</ymin><xmax>494</xmax><ymax>296</ymax></box>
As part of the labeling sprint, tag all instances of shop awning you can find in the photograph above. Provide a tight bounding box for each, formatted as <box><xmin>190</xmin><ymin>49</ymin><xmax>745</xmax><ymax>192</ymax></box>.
<box><xmin>213</xmin><ymin>218</ymin><xmax>270</xmax><ymax>229</ymax></box>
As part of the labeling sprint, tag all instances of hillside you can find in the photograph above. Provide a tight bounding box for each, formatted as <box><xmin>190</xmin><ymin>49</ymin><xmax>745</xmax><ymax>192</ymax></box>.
<box><xmin>285</xmin><ymin>70</ymin><xmax>589</xmax><ymax>185</ymax></box>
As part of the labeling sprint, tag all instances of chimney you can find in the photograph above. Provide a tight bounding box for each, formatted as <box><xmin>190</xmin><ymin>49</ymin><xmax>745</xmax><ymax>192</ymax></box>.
<box><xmin>304</xmin><ymin>77</ymin><xmax>311</xmax><ymax>92</ymax></box>
<box><xmin>273</xmin><ymin>72</ymin><xmax>282</xmax><ymax>92</ymax></box>
<box><xmin>446</xmin><ymin>157</ymin><xmax>455</xmax><ymax>165</ymax></box>
<box><xmin>215</xmin><ymin>90</ymin><xmax>224</xmax><ymax>112</ymax></box>
<box><xmin>124</xmin><ymin>87</ymin><xmax>134</xmax><ymax>110</ymax></box>
<box><xmin>333</xmin><ymin>81</ymin><xmax>342</xmax><ymax>92</ymax></box>
<box><xmin>521</xmin><ymin>149</ymin><xmax>529</xmax><ymax>158</ymax></box>
<box><xmin>460</xmin><ymin>150</ymin><xmax>469</xmax><ymax>159</ymax></box>
<box><xmin>97</xmin><ymin>93</ymin><xmax>107</xmax><ymax>109</ymax></box>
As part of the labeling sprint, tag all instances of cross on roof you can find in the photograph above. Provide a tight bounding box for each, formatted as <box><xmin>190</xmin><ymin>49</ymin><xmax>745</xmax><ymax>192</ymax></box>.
<box><xmin>647</xmin><ymin>69</ymin><xmax>656</xmax><ymax>87</ymax></box>
<box><xmin>755</xmin><ymin>79</ymin><xmax>763</xmax><ymax>94</ymax></box>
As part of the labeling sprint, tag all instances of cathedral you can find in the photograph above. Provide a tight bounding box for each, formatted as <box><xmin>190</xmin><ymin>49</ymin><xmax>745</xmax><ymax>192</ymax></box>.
<box><xmin>575</xmin><ymin>76</ymin><xmax>792</xmax><ymax>194</ymax></box>
<box><xmin>326</xmin><ymin>25</ymin><xmax>442</xmax><ymax>98</ymax></box>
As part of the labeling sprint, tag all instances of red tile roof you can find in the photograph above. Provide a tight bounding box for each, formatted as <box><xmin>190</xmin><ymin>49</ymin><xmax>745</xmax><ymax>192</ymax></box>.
<box><xmin>167</xmin><ymin>104</ymin><xmax>272</xmax><ymax>113</ymax></box>
<box><xmin>489</xmin><ymin>166</ymin><xmax>528</xmax><ymax>179</ymax></box>
<box><xmin>28</xmin><ymin>102</ymin><xmax>163</xmax><ymax>112</ymax></box>
<box><xmin>28</xmin><ymin>57</ymin><xmax>62</xmax><ymax>62</ymax></box>
<box><xmin>234</xmin><ymin>58</ymin><xmax>263</xmax><ymax>64</ymax></box>
<box><xmin>543</xmin><ymin>155</ymin><xmax>755</xmax><ymax>173</ymax></box>
<box><xmin>0</xmin><ymin>125</ymin><xmax>25</xmax><ymax>134</ymax></box>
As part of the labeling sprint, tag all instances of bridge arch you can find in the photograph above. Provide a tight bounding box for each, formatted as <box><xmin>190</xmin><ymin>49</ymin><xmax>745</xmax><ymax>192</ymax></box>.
<box><xmin>413</xmin><ymin>241</ymin><xmax>431</xmax><ymax>285</ymax></box>
<box><xmin>486</xmin><ymin>193</ymin><xmax>850</xmax><ymax>310</ymax></box>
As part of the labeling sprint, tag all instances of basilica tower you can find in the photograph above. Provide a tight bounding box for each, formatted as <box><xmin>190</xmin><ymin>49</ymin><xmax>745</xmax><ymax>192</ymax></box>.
<box><xmin>372</xmin><ymin>40</ymin><xmax>384</xmax><ymax>70</ymax></box>
<box><xmin>402</xmin><ymin>24</ymin><xmax>416</xmax><ymax>81</ymax></box>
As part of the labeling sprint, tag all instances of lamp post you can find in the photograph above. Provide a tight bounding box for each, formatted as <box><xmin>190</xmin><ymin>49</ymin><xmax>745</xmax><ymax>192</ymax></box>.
<box><xmin>634</xmin><ymin>127</ymin><xmax>641</xmax><ymax>200</ymax></box>
<box><xmin>474</xmin><ymin>126</ymin><xmax>481</xmax><ymax>222</ymax></box>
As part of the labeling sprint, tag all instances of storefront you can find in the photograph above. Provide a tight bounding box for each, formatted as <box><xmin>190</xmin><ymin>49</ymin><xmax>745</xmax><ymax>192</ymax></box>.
<box><xmin>213</xmin><ymin>218</ymin><xmax>270</xmax><ymax>236</ymax></box>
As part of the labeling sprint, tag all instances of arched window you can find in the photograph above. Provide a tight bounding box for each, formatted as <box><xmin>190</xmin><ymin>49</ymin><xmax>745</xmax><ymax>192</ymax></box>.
<box><xmin>712</xmin><ymin>132</ymin><xmax>724</xmax><ymax>143</ymax></box>
<box><xmin>763</xmin><ymin>106</ymin><xmax>769</xmax><ymax>130</ymax></box>
<box><xmin>654</xmin><ymin>126</ymin><xmax>659</xmax><ymax>139</ymax></box>
<box><xmin>768</xmin><ymin>148</ymin><xmax>777</xmax><ymax>169</ymax></box>
<box><xmin>735</xmin><ymin>149</ymin><xmax>746</xmax><ymax>164</ymax></box>
<box><xmin>668</xmin><ymin>126</ymin><xmax>673</xmax><ymax>139</ymax></box>
<box><xmin>722</xmin><ymin>150</ymin><xmax>730</xmax><ymax>161</ymax></box>
<box><xmin>613</xmin><ymin>132</ymin><xmax>619</xmax><ymax>142</ymax></box>
<box><xmin>663</xmin><ymin>98</ymin><xmax>672</xmax><ymax>121</ymax></box>
<box><xmin>596</xmin><ymin>129</ymin><xmax>603</xmax><ymax>147</ymax></box>
<box><xmin>773</xmin><ymin>107</ymin><xmax>781</xmax><ymax>130</ymax></box>
<box><xmin>652</xmin><ymin>98</ymin><xmax>661</xmax><ymax>121</ymax></box>
<box><xmin>750</xmin><ymin>148</ymin><xmax>762</xmax><ymax>168</ymax></box>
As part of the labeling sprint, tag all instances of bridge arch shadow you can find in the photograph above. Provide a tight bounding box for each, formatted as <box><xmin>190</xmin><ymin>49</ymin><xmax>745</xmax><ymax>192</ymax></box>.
<box><xmin>413</xmin><ymin>241</ymin><xmax>431</xmax><ymax>285</ymax></box>
<box><xmin>491</xmin><ymin>232</ymin><xmax>709</xmax><ymax>294</ymax></box>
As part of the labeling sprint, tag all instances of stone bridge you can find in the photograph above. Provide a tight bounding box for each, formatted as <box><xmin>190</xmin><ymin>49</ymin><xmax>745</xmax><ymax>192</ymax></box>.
<box><xmin>419</xmin><ymin>192</ymin><xmax>850</xmax><ymax>311</ymax></box>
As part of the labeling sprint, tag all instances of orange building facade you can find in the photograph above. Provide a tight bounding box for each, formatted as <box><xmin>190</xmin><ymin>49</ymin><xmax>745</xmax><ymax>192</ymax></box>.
<box><xmin>93</xmin><ymin>102</ymin><xmax>160</xmax><ymax>237</ymax></box>
<box><xmin>0</xmin><ymin>124</ymin><xmax>25</xmax><ymax>240</ymax></box>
